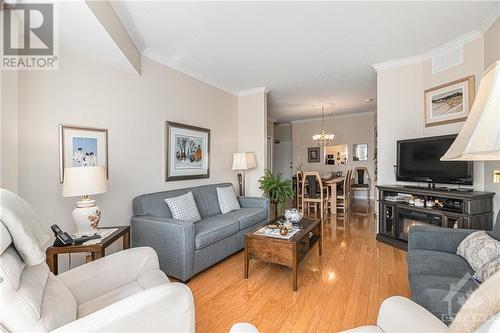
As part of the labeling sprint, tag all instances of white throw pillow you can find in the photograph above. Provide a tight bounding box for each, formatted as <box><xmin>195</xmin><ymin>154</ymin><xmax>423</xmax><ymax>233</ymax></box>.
<box><xmin>474</xmin><ymin>256</ymin><xmax>500</xmax><ymax>282</ymax></box>
<box><xmin>217</xmin><ymin>186</ymin><xmax>240</xmax><ymax>214</ymax></box>
<box><xmin>457</xmin><ymin>231</ymin><xmax>500</xmax><ymax>271</ymax></box>
<box><xmin>164</xmin><ymin>191</ymin><xmax>201</xmax><ymax>222</ymax></box>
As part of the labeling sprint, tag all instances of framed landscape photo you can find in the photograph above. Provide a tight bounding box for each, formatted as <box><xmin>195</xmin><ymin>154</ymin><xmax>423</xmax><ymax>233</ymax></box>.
<box><xmin>307</xmin><ymin>147</ymin><xmax>320</xmax><ymax>163</ymax></box>
<box><xmin>165</xmin><ymin>121</ymin><xmax>210</xmax><ymax>181</ymax></box>
<box><xmin>424</xmin><ymin>75</ymin><xmax>475</xmax><ymax>127</ymax></box>
<box><xmin>59</xmin><ymin>125</ymin><xmax>108</xmax><ymax>183</ymax></box>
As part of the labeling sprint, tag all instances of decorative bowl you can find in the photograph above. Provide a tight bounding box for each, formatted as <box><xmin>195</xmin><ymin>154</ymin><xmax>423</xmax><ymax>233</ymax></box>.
<box><xmin>284</xmin><ymin>209</ymin><xmax>303</xmax><ymax>223</ymax></box>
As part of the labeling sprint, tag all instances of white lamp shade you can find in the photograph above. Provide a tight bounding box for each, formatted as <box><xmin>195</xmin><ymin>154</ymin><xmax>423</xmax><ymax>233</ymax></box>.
<box><xmin>442</xmin><ymin>61</ymin><xmax>500</xmax><ymax>161</ymax></box>
<box><xmin>232</xmin><ymin>152</ymin><xmax>257</xmax><ymax>170</ymax></box>
<box><xmin>62</xmin><ymin>166</ymin><xmax>108</xmax><ymax>197</ymax></box>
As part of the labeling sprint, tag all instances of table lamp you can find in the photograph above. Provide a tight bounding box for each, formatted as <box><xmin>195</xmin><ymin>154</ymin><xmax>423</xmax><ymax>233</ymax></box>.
<box><xmin>442</xmin><ymin>60</ymin><xmax>500</xmax><ymax>216</ymax></box>
<box><xmin>232</xmin><ymin>152</ymin><xmax>256</xmax><ymax>196</ymax></box>
<box><xmin>62</xmin><ymin>166</ymin><xmax>108</xmax><ymax>233</ymax></box>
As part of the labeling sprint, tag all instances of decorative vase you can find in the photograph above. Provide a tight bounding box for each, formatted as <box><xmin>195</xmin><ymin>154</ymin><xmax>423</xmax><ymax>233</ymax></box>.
<box><xmin>72</xmin><ymin>198</ymin><xmax>101</xmax><ymax>233</ymax></box>
<box><xmin>285</xmin><ymin>209</ymin><xmax>303</xmax><ymax>223</ymax></box>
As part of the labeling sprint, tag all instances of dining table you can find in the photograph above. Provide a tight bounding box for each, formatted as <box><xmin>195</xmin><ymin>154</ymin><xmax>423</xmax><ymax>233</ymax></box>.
<box><xmin>322</xmin><ymin>176</ymin><xmax>345</xmax><ymax>214</ymax></box>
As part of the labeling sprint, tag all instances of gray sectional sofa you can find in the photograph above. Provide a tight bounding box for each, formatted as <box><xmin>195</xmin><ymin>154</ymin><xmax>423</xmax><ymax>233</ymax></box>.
<box><xmin>407</xmin><ymin>213</ymin><xmax>500</xmax><ymax>324</ymax></box>
<box><xmin>131</xmin><ymin>183</ymin><xmax>270</xmax><ymax>281</ymax></box>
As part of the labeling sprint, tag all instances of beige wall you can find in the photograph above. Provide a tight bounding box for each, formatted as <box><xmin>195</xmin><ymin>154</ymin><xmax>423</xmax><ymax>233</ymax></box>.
<box><xmin>238</xmin><ymin>92</ymin><xmax>267</xmax><ymax>196</ymax></box>
<box><xmin>16</xmin><ymin>49</ymin><xmax>239</xmax><ymax>270</ymax></box>
<box><xmin>484</xmin><ymin>17</ymin><xmax>500</xmax><ymax>221</ymax></box>
<box><xmin>377</xmin><ymin>36</ymin><xmax>485</xmax><ymax>188</ymax></box>
<box><xmin>292</xmin><ymin>112</ymin><xmax>375</xmax><ymax>198</ymax></box>
<box><xmin>0</xmin><ymin>70</ymin><xmax>19</xmax><ymax>193</ymax></box>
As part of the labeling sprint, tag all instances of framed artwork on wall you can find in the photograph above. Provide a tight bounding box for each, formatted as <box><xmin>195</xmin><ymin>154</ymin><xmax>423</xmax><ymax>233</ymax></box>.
<box><xmin>424</xmin><ymin>75</ymin><xmax>475</xmax><ymax>127</ymax></box>
<box><xmin>59</xmin><ymin>125</ymin><xmax>109</xmax><ymax>183</ymax></box>
<box><xmin>165</xmin><ymin>121</ymin><xmax>210</xmax><ymax>181</ymax></box>
<box><xmin>353</xmin><ymin>143</ymin><xmax>368</xmax><ymax>161</ymax></box>
<box><xmin>307</xmin><ymin>147</ymin><xmax>320</xmax><ymax>163</ymax></box>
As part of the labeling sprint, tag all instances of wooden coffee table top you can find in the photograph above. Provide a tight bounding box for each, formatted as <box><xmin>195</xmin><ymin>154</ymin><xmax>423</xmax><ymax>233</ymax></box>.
<box><xmin>246</xmin><ymin>216</ymin><xmax>320</xmax><ymax>243</ymax></box>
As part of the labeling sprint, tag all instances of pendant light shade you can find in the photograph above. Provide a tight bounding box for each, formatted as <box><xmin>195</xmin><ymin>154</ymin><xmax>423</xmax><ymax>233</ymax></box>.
<box><xmin>441</xmin><ymin>61</ymin><xmax>500</xmax><ymax>161</ymax></box>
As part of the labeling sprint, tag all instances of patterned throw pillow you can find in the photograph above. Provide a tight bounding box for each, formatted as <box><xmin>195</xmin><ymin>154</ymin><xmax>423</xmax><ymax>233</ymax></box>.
<box><xmin>474</xmin><ymin>256</ymin><xmax>500</xmax><ymax>282</ymax></box>
<box><xmin>217</xmin><ymin>186</ymin><xmax>240</xmax><ymax>214</ymax></box>
<box><xmin>457</xmin><ymin>231</ymin><xmax>500</xmax><ymax>271</ymax></box>
<box><xmin>164</xmin><ymin>191</ymin><xmax>201</xmax><ymax>222</ymax></box>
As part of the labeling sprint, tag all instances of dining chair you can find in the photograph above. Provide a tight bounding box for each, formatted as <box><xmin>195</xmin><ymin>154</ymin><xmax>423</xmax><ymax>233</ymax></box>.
<box><xmin>336</xmin><ymin>169</ymin><xmax>351</xmax><ymax>214</ymax></box>
<box><xmin>301</xmin><ymin>172</ymin><xmax>329</xmax><ymax>220</ymax></box>
<box><xmin>296</xmin><ymin>171</ymin><xmax>304</xmax><ymax>210</ymax></box>
<box><xmin>351</xmin><ymin>167</ymin><xmax>371</xmax><ymax>202</ymax></box>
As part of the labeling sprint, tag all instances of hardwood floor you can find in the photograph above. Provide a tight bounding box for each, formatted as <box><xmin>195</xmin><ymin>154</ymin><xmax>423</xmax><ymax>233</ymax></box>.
<box><xmin>188</xmin><ymin>201</ymin><xmax>410</xmax><ymax>333</ymax></box>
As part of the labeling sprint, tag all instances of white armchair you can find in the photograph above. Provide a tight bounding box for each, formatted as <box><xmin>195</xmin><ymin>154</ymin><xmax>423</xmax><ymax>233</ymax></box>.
<box><xmin>341</xmin><ymin>296</ymin><xmax>448</xmax><ymax>333</ymax></box>
<box><xmin>0</xmin><ymin>222</ymin><xmax>195</xmax><ymax>333</ymax></box>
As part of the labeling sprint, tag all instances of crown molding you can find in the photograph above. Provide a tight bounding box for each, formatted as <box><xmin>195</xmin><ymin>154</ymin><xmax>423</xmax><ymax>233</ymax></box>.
<box><xmin>110</xmin><ymin>0</ymin><xmax>146</xmax><ymax>52</ymax></box>
<box><xmin>479</xmin><ymin>3</ymin><xmax>500</xmax><ymax>33</ymax></box>
<box><xmin>372</xmin><ymin>30</ymin><xmax>482</xmax><ymax>72</ymax></box>
<box><xmin>143</xmin><ymin>48</ymin><xmax>238</xmax><ymax>95</ymax></box>
<box><xmin>238</xmin><ymin>87</ymin><xmax>267</xmax><ymax>96</ymax></box>
<box><xmin>290</xmin><ymin>110</ymin><xmax>374</xmax><ymax>124</ymax></box>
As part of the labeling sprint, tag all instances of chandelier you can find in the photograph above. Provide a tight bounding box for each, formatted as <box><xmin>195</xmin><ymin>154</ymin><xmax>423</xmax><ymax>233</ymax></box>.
<box><xmin>312</xmin><ymin>105</ymin><xmax>335</xmax><ymax>145</ymax></box>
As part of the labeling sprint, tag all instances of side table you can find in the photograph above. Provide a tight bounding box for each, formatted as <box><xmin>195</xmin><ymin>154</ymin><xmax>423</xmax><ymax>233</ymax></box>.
<box><xmin>46</xmin><ymin>226</ymin><xmax>130</xmax><ymax>275</ymax></box>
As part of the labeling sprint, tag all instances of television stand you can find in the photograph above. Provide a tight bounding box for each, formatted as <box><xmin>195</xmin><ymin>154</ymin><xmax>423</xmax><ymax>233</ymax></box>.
<box><xmin>376</xmin><ymin>185</ymin><xmax>495</xmax><ymax>250</ymax></box>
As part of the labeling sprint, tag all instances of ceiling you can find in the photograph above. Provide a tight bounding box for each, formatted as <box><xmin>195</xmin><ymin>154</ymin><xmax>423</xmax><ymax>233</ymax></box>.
<box><xmin>94</xmin><ymin>2</ymin><xmax>500</xmax><ymax>121</ymax></box>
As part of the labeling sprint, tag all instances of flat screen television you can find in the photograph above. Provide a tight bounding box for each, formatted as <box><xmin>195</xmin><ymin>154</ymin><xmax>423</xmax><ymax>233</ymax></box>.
<box><xmin>396</xmin><ymin>135</ymin><xmax>473</xmax><ymax>185</ymax></box>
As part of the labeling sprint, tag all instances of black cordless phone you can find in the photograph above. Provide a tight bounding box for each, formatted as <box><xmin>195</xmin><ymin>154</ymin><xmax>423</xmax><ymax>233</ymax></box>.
<box><xmin>51</xmin><ymin>224</ymin><xmax>101</xmax><ymax>247</ymax></box>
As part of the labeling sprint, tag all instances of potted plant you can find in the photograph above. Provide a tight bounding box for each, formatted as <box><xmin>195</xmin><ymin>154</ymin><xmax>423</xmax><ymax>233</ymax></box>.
<box><xmin>258</xmin><ymin>169</ymin><xmax>294</xmax><ymax>216</ymax></box>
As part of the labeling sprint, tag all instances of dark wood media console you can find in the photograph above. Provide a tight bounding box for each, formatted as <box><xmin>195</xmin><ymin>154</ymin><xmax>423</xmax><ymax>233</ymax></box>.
<box><xmin>376</xmin><ymin>185</ymin><xmax>495</xmax><ymax>250</ymax></box>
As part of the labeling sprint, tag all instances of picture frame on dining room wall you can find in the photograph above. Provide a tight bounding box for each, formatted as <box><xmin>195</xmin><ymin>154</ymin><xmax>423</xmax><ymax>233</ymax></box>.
<box><xmin>424</xmin><ymin>75</ymin><xmax>475</xmax><ymax>127</ymax></box>
<box><xmin>307</xmin><ymin>147</ymin><xmax>320</xmax><ymax>163</ymax></box>
<box><xmin>59</xmin><ymin>125</ymin><xmax>109</xmax><ymax>183</ymax></box>
<box><xmin>165</xmin><ymin>121</ymin><xmax>210</xmax><ymax>181</ymax></box>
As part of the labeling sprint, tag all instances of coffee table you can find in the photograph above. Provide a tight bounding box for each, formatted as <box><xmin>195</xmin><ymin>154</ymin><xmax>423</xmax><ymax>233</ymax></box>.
<box><xmin>244</xmin><ymin>217</ymin><xmax>322</xmax><ymax>291</ymax></box>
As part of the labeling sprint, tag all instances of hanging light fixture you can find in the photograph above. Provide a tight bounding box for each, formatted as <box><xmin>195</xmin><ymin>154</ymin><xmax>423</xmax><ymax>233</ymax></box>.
<box><xmin>312</xmin><ymin>105</ymin><xmax>335</xmax><ymax>145</ymax></box>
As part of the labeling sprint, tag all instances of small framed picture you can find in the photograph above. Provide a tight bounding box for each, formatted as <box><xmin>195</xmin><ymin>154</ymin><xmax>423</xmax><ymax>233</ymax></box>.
<box><xmin>59</xmin><ymin>125</ymin><xmax>109</xmax><ymax>183</ymax></box>
<box><xmin>165</xmin><ymin>121</ymin><xmax>210</xmax><ymax>181</ymax></box>
<box><xmin>424</xmin><ymin>75</ymin><xmax>475</xmax><ymax>127</ymax></box>
<box><xmin>307</xmin><ymin>147</ymin><xmax>320</xmax><ymax>163</ymax></box>
<box><xmin>353</xmin><ymin>143</ymin><xmax>368</xmax><ymax>161</ymax></box>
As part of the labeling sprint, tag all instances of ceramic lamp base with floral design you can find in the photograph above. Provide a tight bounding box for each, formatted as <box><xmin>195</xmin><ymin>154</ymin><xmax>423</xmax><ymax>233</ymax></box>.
<box><xmin>72</xmin><ymin>196</ymin><xmax>102</xmax><ymax>233</ymax></box>
<box><xmin>63</xmin><ymin>166</ymin><xmax>108</xmax><ymax>233</ymax></box>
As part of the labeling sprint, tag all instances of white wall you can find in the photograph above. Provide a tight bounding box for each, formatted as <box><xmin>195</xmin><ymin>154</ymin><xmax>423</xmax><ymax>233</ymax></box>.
<box><xmin>16</xmin><ymin>49</ymin><xmax>239</xmax><ymax>270</ymax></box>
<box><xmin>238</xmin><ymin>91</ymin><xmax>267</xmax><ymax>196</ymax></box>
<box><xmin>292</xmin><ymin>112</ymin><xmax>375</xmax><ymax>198</ymax></box>
<box><xmin>377</xmin><ymin>36</ymin><xmax>485</xmax><ymax>189</ymax></box>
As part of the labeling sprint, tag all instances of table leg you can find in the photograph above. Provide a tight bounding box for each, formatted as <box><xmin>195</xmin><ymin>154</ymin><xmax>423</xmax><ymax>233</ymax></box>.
<box><xmin>318</xmin><ymin>223</ymin><xmax>323</xmax><ymax>256</ymax></box>
<box><xmin>46</xmin><ymin>253</ymin><xmax>58</xmax><ymax>275</ymax></box>
<box><xmin>332</xmin><ymin>183</ymin><xmax>337</xmax><ymax>214</ymax></box>
<box><xmin>92</xmin><ymin>250</ymin><xmax>105</xmax><ymax>261</ymax></box>
<box><xmin>123</xmin><ymin>231</ymin><xmax>130</xmax><ymax>250</ymax></box>
<box><xmin>244</xmin><ymin>245</ymin><xmax>249</xmax><ymax>279</ymax></box>
<box><xmin>292</xmin><ymin>266</ymin><xmax>298</xmax><ymax>291</ymax></box>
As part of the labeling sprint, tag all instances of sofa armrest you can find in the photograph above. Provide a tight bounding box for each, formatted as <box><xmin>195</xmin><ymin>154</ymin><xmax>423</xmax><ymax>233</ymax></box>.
<box><xmin>377</xmin><ymin>296</ymin><xmax>448</xmax><ymax>333</ymax></box>
<box><xmin>408</xmin><ymin>225</ymin><xmax>476</xmax><ymax>253</ymax></box>
<box><xmin>131</xmin><ymin>215</ymin><xmax>195</xmax><ymax>281</ymax></box>
<box><xmin>51</xmin><ymin>283</ymin><xmax>194</xmax><ymax>333</ymax></box>
<box><xmin>58</xmin><ymin>247</ymin><xmax>160</xmax><ymax>304</ymax></box>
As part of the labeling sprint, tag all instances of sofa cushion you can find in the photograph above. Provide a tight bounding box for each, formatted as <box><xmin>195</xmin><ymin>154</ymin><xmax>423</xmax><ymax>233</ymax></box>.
<box><xmin>195</xmin><ymin>216</ymin><xmax>240</xmax><ymax>249</ymax></box>
<box><xmin>409</xmin><ymin>274</ymin><xmax>480</xmax><ymax>323</ymax></box>
<box><xmin>457</xmin><ymin>231</ymin><xmax>500</xmax><ymax>271</ymax></box>
<box><xmin>164</xmin><ymin>192</ymin><xmax>201</xmax><ymax>223</ymax></box>
<box><xmin>408</xmin><ymin>249</ymin><xmax>474</xmax><ymax>278</ymax></box>
<box><xmin>222</xmin><ymin>208</ymin><xmax>268</xmax><ymax>230</ymax></box>
<box><xmin>217</xmin><ymin>186</ymin><xmax>240</xmax><ymax>214</ymax></box>
<box><xmin>78</xmin><ymin>269</ymin><xmax>168</xmax><ymax>318</ymax></box>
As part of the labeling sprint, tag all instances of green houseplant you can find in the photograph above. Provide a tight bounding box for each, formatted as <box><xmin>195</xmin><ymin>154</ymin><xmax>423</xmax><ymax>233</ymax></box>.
<box><xmin>258</xmin><ymin>169</ymin><xmax>294</xmax><ymax>216</ymax></box>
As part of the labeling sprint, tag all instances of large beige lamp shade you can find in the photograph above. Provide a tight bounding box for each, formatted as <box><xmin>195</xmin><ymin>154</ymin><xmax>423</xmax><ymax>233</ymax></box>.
<box><xmin>232</xmin><ymin>152</ymin><xmax>256</xmax><ymax>196</ymax></box>
<box><xmin>62</xmin><ymin>166</ymin><xmax>107</xmax><ymax>233</ymax></box>
<box><xmin>441</xmin><ymin>61</ymin><xmax>500</xmax><ymax>161</ymax></box>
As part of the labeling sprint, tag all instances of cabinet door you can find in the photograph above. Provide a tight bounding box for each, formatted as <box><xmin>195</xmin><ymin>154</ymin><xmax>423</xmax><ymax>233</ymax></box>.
<box><xmin>380</xmin><ymin>203</ymin><xmax>395</xmax><ymax>237</ymax></box>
